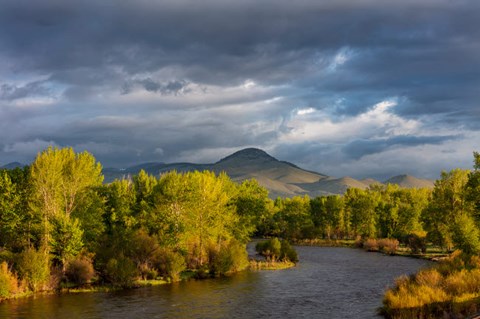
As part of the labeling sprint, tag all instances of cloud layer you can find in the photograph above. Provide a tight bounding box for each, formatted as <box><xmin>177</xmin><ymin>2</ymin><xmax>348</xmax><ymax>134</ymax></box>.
<box><xmin>1</xmin><ymin>0</ymin><xmax>479</xmax><ymax>180</ymax></box>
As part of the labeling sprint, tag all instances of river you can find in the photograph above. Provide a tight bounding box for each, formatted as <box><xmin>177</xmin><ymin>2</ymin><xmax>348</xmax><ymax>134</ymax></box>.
<box><xmin>0</xmin><ymin>246</ymin><xmax>430</xmax><ymax>318</ymax></box>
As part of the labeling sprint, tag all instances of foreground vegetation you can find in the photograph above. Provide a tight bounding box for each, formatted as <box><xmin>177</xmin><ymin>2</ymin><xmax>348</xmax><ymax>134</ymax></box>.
<box><xmin>0</xmin><ymin>147</ymin><xmax>302</xmax><ymax>301</ymax></box>
<box><xmin>1</xmin><ymin>146</ymin><xmax>480</xmax><ymax>318</ymax></box>
<box><xmin>381</xmin><ymin>251</ymin><xmax>480</xmax><ymax>319</ymax></box>
<box><xmin>0</xmin><ymin>147</ymin><xmax>271</xmax><ymax>300</ymax></box>
<box><xmin>379</xmin><ymin>153</ymin><xmax>480</xmax><ymax>318</ymax></box>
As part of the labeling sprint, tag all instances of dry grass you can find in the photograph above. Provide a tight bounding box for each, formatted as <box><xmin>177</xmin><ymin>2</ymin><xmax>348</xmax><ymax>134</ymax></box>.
<box><xmin>382</xmin><ymin>252</ymin><xmax>480</xmax><ymax>318</ymax></box>
<box><xmin>249</xmin><ymin>260</ymin><xmax>295</xmax><ymax>270</ymax></box>
<box><xmin>363</xmin><ymin>238</ymin><xmax>379</xmax><ymax>251</ymax></box>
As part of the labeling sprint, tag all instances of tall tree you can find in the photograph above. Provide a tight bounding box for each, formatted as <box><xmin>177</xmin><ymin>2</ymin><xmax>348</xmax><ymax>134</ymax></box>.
<box><xmin>234</xmin><ymin>179</ymin><xmax>271</xmax><ymax>242</ymax></box>
<box><xmin>345</xmin><ymin>188</ymin><xmax>378</xmax><ymax>238</ymax></box>
<box><xmin>423</xmin><ymin>169</ymin><xmax>474</xmax><ymax>250</ymax></box>
<box><xmin>30</xmin><ymin>147</ymin><xmax>103</xmax><ymax>262</ymax></box>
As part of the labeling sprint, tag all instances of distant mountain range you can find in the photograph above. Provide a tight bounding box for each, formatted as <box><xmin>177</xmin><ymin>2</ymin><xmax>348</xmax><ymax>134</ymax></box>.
<box><xmin>101</xmin><ymin>148</ymin><xmax>435</xmax><ymax>198</ymax></box>
<box><xmin>0</xmin><ymin>162</ymin><xmax>24</xmax><ymax>170</ymax></box>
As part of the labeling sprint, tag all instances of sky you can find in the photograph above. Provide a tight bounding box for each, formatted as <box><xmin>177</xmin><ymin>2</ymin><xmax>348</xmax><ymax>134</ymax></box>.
<box><xmin>0</xmin><ymin>0</ymin><xmax>479</xmax><ymax>180</ymax></box>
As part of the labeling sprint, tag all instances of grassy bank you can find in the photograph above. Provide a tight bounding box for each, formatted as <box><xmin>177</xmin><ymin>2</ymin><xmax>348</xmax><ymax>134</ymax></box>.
<box><xmin>249</xmin><ymin>260</ymin><xmax>296</xmax><ymax>270</ymax></box>
<box><xmin>293</xmin><ymin>238</ymin><xmax>449</xmax><ymax>261</ymax></box>
<box><xmin>381</xmin><ymin>251</ymin><xmax>480</xmax><ymax>319</ymax></box>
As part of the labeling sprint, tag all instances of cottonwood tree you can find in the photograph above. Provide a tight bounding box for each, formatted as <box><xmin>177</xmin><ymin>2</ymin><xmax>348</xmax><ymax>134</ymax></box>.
<box><xmin>234</xmin><ymin>179</ymin><xmax>271</xmax><ymax>242</ymax></box>
<box><xmin>423</xmin><ymin>169</ymin><xmax>475</xmax><ymax>251</ymax></box>
<box><xmin>30</xmin><ymin>147</ymin><xmax>103</xmax><ymax>265</ymax></box>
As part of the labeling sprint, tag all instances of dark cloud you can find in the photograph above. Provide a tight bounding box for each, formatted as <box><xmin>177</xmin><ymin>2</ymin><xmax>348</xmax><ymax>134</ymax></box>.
<box><xmin>342</xmin><ymin>135</ymin><xmax>461</xmax><ymax>160</ymax></box>
<box><xmin>0</xmin><ymin>0</ymin><xmax>479</xmax><ymax>179</ymax></box>
<box><xmin>0</xmin><ymin>81</ymin><xmax>51</xmax><ymax>101</ymax></box>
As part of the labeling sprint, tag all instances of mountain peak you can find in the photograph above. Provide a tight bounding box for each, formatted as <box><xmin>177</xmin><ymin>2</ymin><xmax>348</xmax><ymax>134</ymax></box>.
<box><xmin>384</xmin><ymin>174</ymin><xmax>434</xmax><ymax>189</ymax></box>
<box><xmin>1</xmin><ymin>162</ymin><xmax>24</xmax><ymax>169</ymax></box>
<box><xmin>216</xmin><ymin>148</ymin><xmax>277</xmax><ymax>164</ymax></box>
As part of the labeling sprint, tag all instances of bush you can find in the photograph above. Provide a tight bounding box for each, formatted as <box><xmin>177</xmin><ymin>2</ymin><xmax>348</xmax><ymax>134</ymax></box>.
<box><xmin>407</xmin><ymin>231</ymin><xmax>427</xmax><ymax>254</ymax></box>
<box><xmin>155</xmin><ymin>249</ymin><xmax>186</xmax><ymax>282</ymax></box>
<box><xmin>0</xmin><ymin>250</ymin><xmax>15</xmax><ymax>264</ymax></box>
<box><xmin>415</xmin><ymin>269</ymin><xmax>442</xmax><ymax>287</ymax></box>
<box><xmin>363</xmin><ymin>239</ymin><xmax>378</xmax><ymax>252</ymax></box>
<box><xmin>280</xmin><ymin>240</ymin><xmax>298</xmax><ymax>263</ymax></box>
<box><xmin>378</xmin><ymin>238</ymin><xmax>399</xmax><ymax>255</ymax></box>
<box><xmin>256</xmin><ymin>238</ymin><xmax>298</xmax><ymax>263</ymax></box>
<box><xmin>16</xmin><ymin>247</ymin><xmax>49</xmax><ymax>292</ymax></box>
<box><xmin>105</xmin><ymin>255</ymin><xmax>137</xmax><ymax>287</ymax></box>
<box><xmin>210</xmin><ymin>240</ymin><xmax>249</xmax><ymax>275</ymax></box>
<box><xmin>65</xmin><ymin>255</ymin><xmax>95</xmax><ymax>285</ymax></box>
<box><xmin>256</xmin><ymin>238</ymin><xmax>281</xmax><ymax>261</ymax></box>
<box><xmin>354</xmin><ymin>235</ymin><xmax>363</xmax><ymax>248</ymax></box>
<box><xmin>0</xmin><ymin>262</ymin><xmax>18</xmax><ymax>299</ymax></box>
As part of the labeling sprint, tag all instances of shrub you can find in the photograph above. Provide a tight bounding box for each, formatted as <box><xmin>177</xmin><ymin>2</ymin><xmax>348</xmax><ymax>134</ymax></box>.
<box><xmin>415</xmin><ymin>269</ymin><xmax>442</xmax><ymax>287</ymax></box>
<box><xmin>16</xmin><ymin>247</ymin><xmax>49</xmax><ymax>292</ymax></box>
<box><xmin>155</xmin><ymin>249</ymin><xmax>186</xmax><ymax>282</ymax></box>
<box><xmin>143</xmin><ymin>269</ymin><xmax>158</xmax><ymax>280</ymax></box>
<box><xmin>378</xmin><ymin>238</ymin><xmax>399</xmax><ymax>255</ymax></box>
<box><xmin>363</xmin><ymin>238</ymin><xmax>378</xmax><ymax>252</ymax></box>
<box><xmin>0</xmin><ymin>262</ymin><xmax>18</xmax><ymax>299</ymax></box>
<box><xmin>0</xmin><ymin>250</ymin><xmax>14</xmax><ymax>264</ymax></box>
<box><xmin>210</xmin><ymin>240</ymin><xmax>249</xmax><ymax>275</ymax></box>
<box><xmin>354</xmin><ymin>235</ymin><xmax>363</xmax><ymax>248</ymax></box>
<box><xmin>256</xmin><ymin>238</ymin><xmax>298</xmax><ymax>263</ymax></box>
<box><xmin>407</xmin><ymin>231</ymin><xmax>427</xmax><ymax>254</ymax></box>
<box><xmin>105</xmin><ymin>255</ymin><xmax>137</xmax><ymax>287</ymax></box>
<box><xmin>382</xmin><ymin>251</ymin><xmax>480</xmax><ymax>318</ymax></box>
<box><xmin>280</xmin><ymin>240</ymin><xmax>298</xmax><ymax>263</ymax></box>
<box><xmin>65</xmin><ymin>255</ymin><xmax>95</xmax><ymax>285</ymax></box>
<box><xmin>256</xmin><ymin>238</ymin><xmax>281</xmax><ymax>261</ymax></box>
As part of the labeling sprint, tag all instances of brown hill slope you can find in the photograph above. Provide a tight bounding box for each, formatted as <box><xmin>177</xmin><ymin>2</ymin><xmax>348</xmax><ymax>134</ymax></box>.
<box><xmin>103</xmin><ymin>148</ymin><xmax>434</xmax><ymax>197</ymax></box>
<box><xmin>383</xmin><ymin>174</ymin><xmax>434</xmax><ymax>189</ymax></box>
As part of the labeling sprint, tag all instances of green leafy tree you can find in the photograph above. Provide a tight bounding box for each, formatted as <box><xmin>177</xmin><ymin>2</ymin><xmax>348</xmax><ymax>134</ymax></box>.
<box><xmin>311</xmin><ymin>195</ymin><xmax>345</xmax><ymax>239</ymax></box>
<box><xmin>30</xmin><ymin>147</ymin><xmax>103</xmax><ymax>258</ymax></box>
<box><xmin>451</xmin><ymin>213</ymin><xmax>480</xmax><ymax>255</ymax></box>
<box><xmin>0</xmin><ymin>171</ymin><xmax>22</xmax><ymax>248</ymax></box>
<box><xmin>466</xmin><ymin>151</ymin><xmax>480</xmax><ymax>222</ymax></box>
<box><xmin>71</xmin><ymin>188</ymin><xmax>106</xmax><ymax>250</ymax></box>
<box><xmin>50</xmin><ymin>216</ymin><xmax>84</xmax><ymax>268</ymax></box>
<box><xmin>423</xmin><ymin>169</ymin><xmax>473</xmax><ymax>250</ymax></box>
<box><xmin>132</xmin><ymin>170</ymin><xmax>158</xmax><ymax>228</ymax></box>
<box><xmin>234</xmin><ymin>179</ymin><xmax>271</xmax><ymax>242</ymax></box>
<box><xmin>345</xmin><ymin>188</ymin><xmax>378</xmax><ymax>238</ymax></box>
<box><xmin>274</xmin><ymin>196</ymin><xmax>313</xmax><ymax>240</ymax></box>
<box><xmin>151</xmin><ymin>171</ymin><xmax>190</xmax><ymax>248</ymax></box>
<box><xmin>184</xmin><ymin>171</ymin><xmax>237</xmax><ymax>266</ymax></box>
<box><xmin>16</xmin><ymin>247</ymin><xmax>49</xmax><ymax>292</ymax></box>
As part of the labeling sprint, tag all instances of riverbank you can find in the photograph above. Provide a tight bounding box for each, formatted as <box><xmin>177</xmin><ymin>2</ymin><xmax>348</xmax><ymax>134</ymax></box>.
<box><xmin>0</xmin><ymin>246</ymin><xmax>429</xmax><ymax>319</ymax></box>
<box><xmin>292</xmin><ymin>238</ymin><xmax>449</xmax><ymax>261</ymax></box>
<box><xmin>380</xmin><ymin>252</ymin><xmax>480</xmax><ymax>319</ymax></box>
<box><xmin>0</xmin><ymin>257</ymin><xmax>296</xmax><ymax>303</ymax></box>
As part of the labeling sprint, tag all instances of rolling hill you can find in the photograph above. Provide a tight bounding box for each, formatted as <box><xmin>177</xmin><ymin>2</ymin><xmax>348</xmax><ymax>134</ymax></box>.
<box><xmin>0</xmin><ymin>162</ymin><xmax>24</xmax><ymax>169</ymax></box>
<box><xmin>103</xmin><ymin>148</ymin><xmax>434</xmax><ymax>198</ymax></box>
<box><xmin>383</xmin><ymin>174</ymin><xmax>435</xmax><ymax>189</ymax></box>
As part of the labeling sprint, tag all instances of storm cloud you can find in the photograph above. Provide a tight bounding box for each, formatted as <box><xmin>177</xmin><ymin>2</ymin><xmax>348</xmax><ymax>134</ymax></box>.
<box><xmin>0</xmin><ymin>0</ymin><xmax>479</xmax><ymax>179</ymax></box>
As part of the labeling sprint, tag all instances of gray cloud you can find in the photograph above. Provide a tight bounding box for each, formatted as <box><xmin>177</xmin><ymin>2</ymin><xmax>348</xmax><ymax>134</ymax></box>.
<box><xmin>0</xmin><ymin>0</ymin><xmax>479</xmax><ymax>179</ymax></box>
<box><xmin>342</xmin><ymin>135</ymin><xmax>461</xmax><ymax>160</ymax></box>
<box><xmin>0</xmin><ymin>81</ymin><xmax>51</xmax><ymax>101</ymax></box>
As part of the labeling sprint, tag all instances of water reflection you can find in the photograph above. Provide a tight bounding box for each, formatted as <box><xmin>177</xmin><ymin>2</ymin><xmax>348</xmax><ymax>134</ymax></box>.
<box><xmin>0</xmin><ymin>247</ymin><xmax>430</xmax><ymax>319</ymax></box>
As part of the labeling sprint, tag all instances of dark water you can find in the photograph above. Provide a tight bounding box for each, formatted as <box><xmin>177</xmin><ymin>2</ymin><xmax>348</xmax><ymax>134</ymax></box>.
<box><xmin>0</xmin><ymin>247</ymin><xmax>430</xmax><ymax>319</ymax></box>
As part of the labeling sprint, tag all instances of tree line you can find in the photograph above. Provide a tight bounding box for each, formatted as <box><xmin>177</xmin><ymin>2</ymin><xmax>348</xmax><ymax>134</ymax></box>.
<box><xmin>258</xmin><ymin>153</ymin><xmax>480</xmax><ymax>256</ymax></box>
<box><xmin>1</xmin><ymin>147</ymin><xmax>480</xmax><ymax>299</ymax></box>
<box><xmin>0</xmin><ymin>147</ymin><xmax>270</xmax><ymax>296</ymax></box>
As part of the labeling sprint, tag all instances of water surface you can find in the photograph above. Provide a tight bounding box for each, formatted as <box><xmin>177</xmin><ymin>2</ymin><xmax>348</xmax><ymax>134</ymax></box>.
<box><xmin>0</xmin><ymin>247</ymin><xmax>430</xmax><ymax>318</ymax></box>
